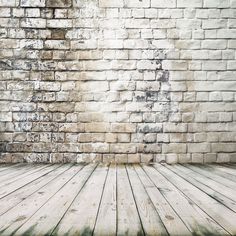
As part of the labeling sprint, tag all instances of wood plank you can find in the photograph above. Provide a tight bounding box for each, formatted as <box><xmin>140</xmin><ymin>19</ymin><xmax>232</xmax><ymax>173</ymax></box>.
<box><xmin>93</xmin><ymin>164</ymin><xmax>117</xmax><ymax>236</ymax></box>
<box><xmin>185</xmin><ymin>164</ymin><xmax>236</xmax><ymax>191</ymax></box>
<box><xmin>169</xmin><ymin>164</ymin><xmax>236</xmax><ymax>213</ymax></box>
<box><xmin>179</xmin><ymin>164</ymin><xmax>236</xmax><ymax>202</ymax></box>
<box><xmin>0</xmin><ymin>164</ymin><xmax>70</xmax><ymax>215</ymax></box>
<box><xmin>0</xmin><ymin>164</ymin><xmax>51</xmax><ymax>189</ymax></box>
<box><xmin>206</xmin><ymin>164</ymin><xmax>236</xmax><ymax>179</ymax></box>
<box><xmin>52</xmin><ymin>164</ymin><xmax>108</xmax><ymax>236</ymax></box>
<box><xmin>126</xmin><ymin>165</ymin><xmax>168</xmax><ymax>236</ymax></box>
<box><xmin>0</xmin><ymin>164</ymin><xmax>27</xmax><ymax>176</ymax></box>
<box><xmin>0</xmin><ymin>164</ymin><xmax>17</xmax><ymax>173</ymax></box>
<box><xmin>14</xmin><ymin>164</ymin><xmax>97</xmax><ymax>236</ymax></box>
<box><xmin>0</xmin><ymin>164</ymin><xmax>57</xmax><ymax>199</ymax></box>
<box><xmin>156</xmin><ymin>164</ymin><xmax>236</xmax><ymax>235</ymax></box>
<box><xmin>0</xmin><ymin>164</ymin><xmax>83</xmax><ymax>235</ymax></box>
<box><xmin>224</xmin><ymin>164</ymin><xmax>236</xmax><ymax>169</ymax></box>
<box><xmin>134</xmin><ymin>165</ymin><xmax>191</xmax><ymax>236</ymax></box>
<box><xmin>117</xmin><ymin>165</ymin><xmax>144</xmax><ymax>236</ymax></box>
<box><xmin>0</xmin><ymin>163</ymin><xmax>234</xmax><ymax>236</ymax></box>
<box><xmin>145</xmin><ymin>164</ymin><xmax>229</xmax><ymax>236</ymax></box>
<box><xmin>0</xmin><ymin>164</ymin><xmax>39</xmax><ymax>181</ymax></box>
<box><xmin>203</xmin><ymin>165</ymin><xmax>236</xmax><ymax>182</ymax></box>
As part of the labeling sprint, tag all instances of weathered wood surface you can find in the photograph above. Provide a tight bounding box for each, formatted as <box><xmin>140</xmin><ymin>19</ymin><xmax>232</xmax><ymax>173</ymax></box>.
<box><xmin>0</xmin><ymin>163</ymin><xmax>236</xmax><ymax>236</ymax></box>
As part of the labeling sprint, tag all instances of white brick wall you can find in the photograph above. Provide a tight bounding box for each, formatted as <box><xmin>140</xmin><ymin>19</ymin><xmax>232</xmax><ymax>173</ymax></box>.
<box><xmin>0</xmin><ymin>0</ymin><xmax>235</xmax><ymax>163</ymax></box>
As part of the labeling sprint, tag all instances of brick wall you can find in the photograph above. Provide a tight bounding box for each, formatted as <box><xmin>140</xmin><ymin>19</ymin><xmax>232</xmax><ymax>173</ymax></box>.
<box><xmin>0</xmin><ymin>0</ymin><xmax>236</xmax><ymax>163</ymax></box>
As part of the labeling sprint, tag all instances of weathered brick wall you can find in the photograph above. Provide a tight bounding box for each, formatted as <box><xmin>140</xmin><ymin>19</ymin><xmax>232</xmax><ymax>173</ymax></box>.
<box><xmin>0</xmin><ymin>0</ymin><xmax>236</xmax><ymax>163</ymax></box>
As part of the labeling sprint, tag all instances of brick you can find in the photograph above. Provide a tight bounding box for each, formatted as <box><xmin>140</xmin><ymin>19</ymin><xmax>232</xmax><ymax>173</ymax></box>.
<box><xmin>162</xmin><ymin>60</ymin><xmax>188</xmax><ymax>70</ymax></box>
<box><xmin>176</xmin><ymin>19</ymin><xmax>201</xmax><ymax>29</ymax></box>
<box><xmin>20</xmin><ymin>39</ymin><xmax>43</xmax><ymax>49</ymax></box>
<box><xmin>217</xmin><ymin>29</ymin><xmax>236</xmax><ymax>39</ymax></box>
<box><xmin>162</xmin><ymin>143</ymin><xmax>187</xmax><ymax>153</ymax></box>
<box><xmin>76</xmin><ymin>81</ymin><xmax>109</xmax><ymax>92</ymax></box>
<box><xmin>47</xmin><ymin>19</ymin><xmax>72</xmax><ymax>28</ymax></box>
<box><xmin>0</xmin><ymin>0</ymin><xmax>16</xmax><ymax>6</ymax></box>
<box><xmin>81</xmin><ymin>143</ymin><xmax>109</xmax><ymax>153</ymax></box>
<box><xmin>48</xmin><ymin>103</ymin><xmax>75</xmax><ymax>113</ymax></box>
<box><xmin>228</xmin><ymin>61</ymin><xmax>236</xmax><ymax>70</ymax></box>
<box><xmin>98</xmin><ymin>40</ymin><xmax>123</xmax><ymax>49</ymax></box>
<box><xmin>0</xmin><ymin>8</ymin><xmax>11</xmax><ymax>17</ymax></box>
<box><xmin>115</xmin><ymin>154</ymin><xmax>128</xmax><ymax>163</ymax></box>
<box><xmin>202</xmin><ymin>20</ymin><xmax>227</xmax><ymax>29</ymax></box>
<box><xmin>231</xmin><ymin>0</ymin><xmax>236</xmax><ymax>7</ymax></box>
<box><xmin>45</xmin><ymin>40</ymin><xmax>70</xmax><ymax>50</ymax></box>
<box><xmin>202</xmin><ymin>61</ymin><xmax>226</xmax><ymax>71</ymax></box>
<box><xmin>20</xmin><ymin>0</ymin><xmax>45</xmax><ymax>7</ymax></box>
<box><xmin>0</xmin><ymin>39</ymin><xmax>19</xmax><ymax>49</ymax></box>
<box><xmin>46</xmin><ymin>0</ymin><xmax>71</xmax><ymax>7</ymax></box>
<box><xmin>138</xmin><ymin>124</ymin><xmax>162</xmax><ymax>133</ymax></box>
<box><xmin>99</xmin><ymin>0</ymin><xmax>124</xmax><ymax>7</ymax></box>
<box><xmin>0</xmin><ymin>112</ymin><xmax>12</xmax><ymax>122</ymax></box>
<box><xmin>230</xmin><ymin>154</ymin><xmax>236</xmax><ymax>163</ymax></box>
<box><xmin>125</xmin><ymin>19</ymin><xmax>150</xmax><ymax>29</ymax></box>
<box><xmin>21</xmin><ymin>18</ymin><xmax>46</xmax><ymax>28</ymax></box>
<box><xmin>188</xmin><ymin>143</ymin><xmax>211</xmax><ymax>153</ymax></box>
<box><xmin>125</xmin><ymin>0</ymin><xmax>150</xmax><ymax>8</ymax></box>
<box><xmin>202</xmin><ymin>40</ymin><xmax>227</xmax><ymax>49</ymax></box>
<box><xmin>110</xmin><ymin>144</ymin><xmax>136</xmax><ymax>153</ymax></box>
<box><xmin>128</xmin><ymin>154</ymin><xmax>140</xmax><ymax>163</ymax></box>
<box><xmin>212</xmin><ymin>143</ymin><xmax>236</xmax><ymax>152</ymax></box>
<box><xmin>151</xmin><ymin>19</ymin><xmax>175</xmax><ymax>28</ymax></box>
<box><xmin>204</xmin><ymin>0</ymin><xmax>230</xmax><ymax>8</ymax></box>
<box><xmin>141</xmin><ymin>154</ymin><xmax>154</xmax><ymax>163</ymax></box>
<box><xmin>163</xmin><ymin>123</ymin><xmax>187</xmax><ymax>132</ymax></box>
<box><xmin>25</xmin><ymin>8</ymin><xmax>40</xmax><ymax>17</ymax></box>
<box><xmin>192</xmin><ymin>153</ymin><xmax>204</xmax><ymax>163</ymax></box>
<box><xmin>166</xmin><ymin>154</ymin><xmax>178</xmax><ymax>164</ymax></box>
<box><xmin>152</xmin><ymin>0</ymin><xmax>176</xmax><ymax>8</ymax></box>
<box><xmin>178</xmin><ymin>154</ymin><xmax>191</xmax><ymax>163</ymax></box>
<box><xmin>124</xmin><ymin>39</ymin><xmax>149</xmax><ymax>48</ymax></box>
<box><xmin>204</xmin><ymin>153</ymin><xmax>217</xmax><ymax>163</ymax></box>
<box><xmin>85</xmin><ymin>123</ymin><xmax>110</xmax><ymax>133</ymax></box>
<box><xmin>177</xmin><ymin>0</ymin><xmax>202</xmax><ymax>7</ymax></box>
<box><xmin>217</xmin><ymin>153</ymin><xmax>230</xmax><ymax>163</ymax></box>
<box><xmin>103</xmin><ymin>154</ymin><xmax>115</xmax><ymax>163</ymax></box>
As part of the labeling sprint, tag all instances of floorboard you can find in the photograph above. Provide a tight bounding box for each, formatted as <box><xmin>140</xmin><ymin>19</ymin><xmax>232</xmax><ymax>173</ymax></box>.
<box><xmin>185</xmin><ymin>164</ymin><xmax>236</xmax><ymax>192</ymax></box>
<box><xmin>0</xmin><ymin>163</ymin><xmax>235</xmax><ymax>236</ymax></box>
<box><xmin>179</xmin><ymin>164</ymin><xmax>236</xmax><ymax>202</ymax></box>
<box><xmin>15</xmin><ymin>164</ymin><xmax>96</xmax><ymax>236</ymax></box>
<box><xmin>117</xmin><ymin>165</ymin><xmax>143</xmax><ymax>236</ymax></box>
<box><xmin>202</xmin><ymin>165</ymin><xmax>236</xmax><ymax>183</ymax></box>
<box><xmin>134</xmin><ymin>165</ymin><xmax>191</xmax><ymax>236</ymax></box>
<box><xmin>0</xmin><ymin>164</ymin><xmax>71</xmax><ymax>216</ymax></box>
<box><xmin>0</xmin><ymin>164</ymin><xmax>20</xmax><ymax>173</ymax></box>
<box><xmin>127</xmin><ymin>165</ymin><xmax>168</xmax><ymax>236</ymax></box>
<box><xmin>52</xmin><ymin>164</ymin><xmax>108</xmax><ymax>236</ymax></box>
<box><xmin>217</xmin><ymin>164</ymin><xmax>236</xmax><ymax>176</ymax></box>
<box><xmin>93</xmin><ymin>164</ymin><xmax>117</xmax><ymax>236</ymax></box>
<box><xmin>149</xmin><ymin>164</ymin><xmax>228</xmax><ymax>235</ymax></box>
<box><xmin>0</xmin><ymin>164</ymin><xmax>80</xmax><ymax>235</ymax></box>
<box><xmin>171</xmin><ymin>164</ymin><xmax>236</xmax><ymax>213</ymax></box>
<box><xmin>160</xmin><ymin>164</ymin><xmax>236</xmax><ymax>235</ymax></box>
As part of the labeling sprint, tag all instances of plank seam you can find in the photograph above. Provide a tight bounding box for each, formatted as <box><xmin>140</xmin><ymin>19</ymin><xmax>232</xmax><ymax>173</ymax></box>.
<box><xmin>125</xmin><ymin>164</ymin><xmax>146</xmax><ymax>236</ymax></box>
<box><xmin>49</xmin><ymin>164</ymin><xmax>98</xmax><ymax>236</ymax></box>
<box><xmin>160</xmin><ymin>164</ymin><xmax>232</xmax><ymax>235</ymax></box>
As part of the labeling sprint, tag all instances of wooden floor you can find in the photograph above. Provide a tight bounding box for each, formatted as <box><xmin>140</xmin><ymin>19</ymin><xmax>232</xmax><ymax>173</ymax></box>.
<box><xmin>0</xmin><ymin>164</ymin><xmax>236</xmax><ymax>236</ymax></box>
